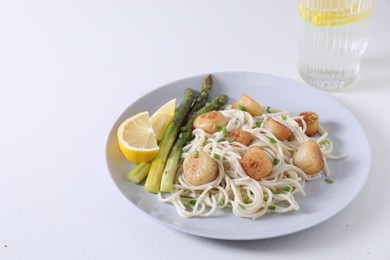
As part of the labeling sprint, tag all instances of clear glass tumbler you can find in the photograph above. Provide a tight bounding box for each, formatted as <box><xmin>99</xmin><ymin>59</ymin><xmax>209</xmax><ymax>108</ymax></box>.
<box><xmin>298</xmin><ymin>0</ymin><xmax>374</xmax><ymax>90</ymax></box>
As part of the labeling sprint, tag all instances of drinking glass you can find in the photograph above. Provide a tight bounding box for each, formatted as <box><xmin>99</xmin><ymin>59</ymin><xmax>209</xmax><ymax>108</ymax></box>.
<box><xmin>298</xmin><ymin>0</ymin><xmax>374</xmax><ymax>90</ymax></box>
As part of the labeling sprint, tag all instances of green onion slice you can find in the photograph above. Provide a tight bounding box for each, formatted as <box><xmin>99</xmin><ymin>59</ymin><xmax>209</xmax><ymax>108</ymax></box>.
<box><xmin>325</xmin><ymin>178</ymin><xmax>334</xmax><ymax>184</ymax></box>
<box><xmin>221</xmin><ymin>126</ymin><xmax>228</xmax><ymax>136</ymax></box>
<box><xmin>238</xmin><ymin>104</ymin><xmax>246</xmax><ymax>111</ymax></box>
<box><xmin>272</xmin><ymin>158</ymin><xmax>280</xmax><ymax>165</ymax></box>
<box><xmin>268</xmin><ymin>205</ymin><xmax>276</xmax><ymax>210</ymax></box>
<box><xmin>183</xmin><ymin>199</ymin><xmax>197</xmax><ymax>207</ymax></box>
<box><xmin>270</xmin><ymin>137</ymin><xmax>277</xmax><ymax>144</ymax></box>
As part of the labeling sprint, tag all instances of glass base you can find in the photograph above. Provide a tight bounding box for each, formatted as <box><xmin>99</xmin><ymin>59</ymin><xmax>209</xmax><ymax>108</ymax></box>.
<box><xmin>298</xmin><ymin>68</ymin><xmax>358</xmax><ymax>90</ymax></box>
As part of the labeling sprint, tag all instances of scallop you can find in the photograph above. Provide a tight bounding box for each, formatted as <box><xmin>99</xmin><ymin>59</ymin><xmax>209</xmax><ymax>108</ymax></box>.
<box><xmin>292</xmin><ymin>139</ymin><xmax>324</xmax><ymax>175</ymax></box>
<box><xmin>193</xmin><ymin>111</ymin><xmax>228</xmax><ymax>134</ymax></box>
<box><xmin>183</xmin><ymin>151</ymin><xmax>219</xmax><ymax>186</ymax></box>
<box><xmin>231</xmin><ymin>94</ymin><xmax>263</xmax><ymax>116</ymax></box>
<box><xmin>262</xmin><ymin>118</ymin><xmax>292</xmax><ymax>141</ymax></box>
<box><xmin>299</xmin><ymin>111</ymin><xmax>320</xmax><ymax>136</ymax></box>
<box><xmin>227</xmin><ymin>129</ymin><xmax>252</xmax><ymax>146</ymax></box>
<box><xmin>240</xmin><ymin>146</ymin><xmax>273</xmax><ymax>180</ymax></box>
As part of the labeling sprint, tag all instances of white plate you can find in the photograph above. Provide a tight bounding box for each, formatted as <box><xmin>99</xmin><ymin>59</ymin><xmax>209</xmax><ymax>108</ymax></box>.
<box><xmin>105</xmin><ymin>72</ymin><xmax>371</xmax><ymax>240</ymax></box>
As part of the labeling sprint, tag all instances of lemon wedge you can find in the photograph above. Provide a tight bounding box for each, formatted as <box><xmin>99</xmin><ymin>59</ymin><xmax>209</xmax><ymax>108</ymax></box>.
<box><xmin>150</xmin><ymin>98</ymin><xmax>176</xmax><ymax>141</ymax></box>
<box><xmin>117</xmin><ymin>111</ymin><xmax>159</xmax><ymax>164</ymax></box>
<box><xmin>299</xmin><ymin>0</ymin><xmax>372</xmax><ymax>26</ymax></box>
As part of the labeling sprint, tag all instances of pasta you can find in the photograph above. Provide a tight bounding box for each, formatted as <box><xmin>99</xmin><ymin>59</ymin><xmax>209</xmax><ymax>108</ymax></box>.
<box><xmin>158</xmin><ymin>105</ymin><xmax>343</xmax><ymax>219</ymax></box>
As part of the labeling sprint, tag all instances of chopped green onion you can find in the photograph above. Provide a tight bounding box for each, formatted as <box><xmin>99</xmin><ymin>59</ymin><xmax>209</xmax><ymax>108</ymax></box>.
<box><xmin>238</xmin><ymin>104</ymin><xmax>246</xmax><ymax>111</ymax></box>
<box><xmin>310</xmin><ymin>115</ymin><xmax>318</xmax><ymax>121</ymax></box>
<box><xmin>180</xmin><ymin>126</ymin><xmax>187</xmax><ymax>132</ymax></box>
<box><xmin>240</xmin><ymin>205</ymin><xmax>246</xmax><ymax>209</ymax></box>
<box><xmin>202</xmin><ymin>140</ymin><xmax>209</xmax><ymax>146</ymax></box>
<box><xmin>270</xmin><ymin>137</ymin><xmax>277</xmax><ymax>144</ymax></box>
<box><xmin>320</xmin><ymin>139</ymin><xmax>327</xmax><ymax>145</ymax></box>
<box><xmin>281</xmin><ymin>114</ymin><xmax>287</xmax><ymax>120</ymax></box>
<box><xmin>268</xmin><ymin>205</ymin><xmax>276</xmax><ymax>211</ymax></box>
<box><xmin>227</xmin><ymin>138</ymin><xmax>235</xmax><ymax>143</ymax></box>
<box><xmin>282</xmin><ymin>186</ymin><xmax>291</xmax><ymax>192</ymax></box>
<box><xmin>217</xmin><ymin>138</ymin><xmax>225</xmax><ymax>142</ymax></box>
<box><xmin>243</xmin><ymin>196</ymin><xmax>251</xmax><ymax>203</ymax></box>
<box><xmin>183</xmin><ymin>199</ymin><xmax>197</xmax><ymax>207</ymax></box>
<box><xmin>216</xmin><ymin>125</ymin><xmax>222</xmax><ymax>131</ymax></box>
<box><xmin>255</xmin><ymin>121</ymin><xmax>262</xmax><ymax>128</ymax></box>
<box><xmin>213</xmin><ymin>153</ymin><xmax>220</xmax><ymax>160</ymax></box>
<box><xmin>272</xmin><ymin>190</ymin><xmax>281</xmax><ymax>194</ymax></box>
<box><xmin>219</xmin><ymin>198</ymin><xmax>225</xmax><ymax>206</ymax></box>
<box><xmin>194</xmin><ymin>151</ymin><xmax>199</xmax><ymax>158</ymax></box>
<box><xmin>266</xmin><ymin>106</ymin><xmax>272</xmax><ymax>113</ymax></box>
<box><xmin>221</xmin><ymin>126</ymin><xmax>228</xmax><ymax>136</ymax></box>
<box><xmin>325</xmin><ymin>178</ymin><xmax>334</xmax><ymax>184</ymax></box>
<box><xmin>272</xmin><ymin>158</ymin><xmax>280</xmax><ymax>165</ymax></box>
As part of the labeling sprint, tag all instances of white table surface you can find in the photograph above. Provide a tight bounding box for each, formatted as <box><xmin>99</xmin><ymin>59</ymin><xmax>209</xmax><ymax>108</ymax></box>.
<box><xmin>1</xmin><ymin>0</ymin><xmax>390</xmax><ymax>259</ymax></box>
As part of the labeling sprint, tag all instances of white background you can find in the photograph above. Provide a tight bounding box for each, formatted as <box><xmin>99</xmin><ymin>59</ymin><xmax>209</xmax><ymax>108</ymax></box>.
<box><xmin>1</xmin><ymin>0</ymin><xmax>390</xmax><ymax>259</ymax></box>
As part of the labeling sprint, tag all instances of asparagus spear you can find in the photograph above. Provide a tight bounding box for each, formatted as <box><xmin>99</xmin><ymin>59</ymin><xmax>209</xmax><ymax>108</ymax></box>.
<box><xmin>127</xmin><ymin>162</ymin><xmax>151</xmax><ymax>184</ymax></box>
<box><xmin>189</xmin><ymin>74</ymin><xmax>213</xmax><ymax>114</ymax></box>
<box><xmin>160</xmin><ymin>95</ymin><xmax>228</xmax><ymax>192</ymax></box>
<box><xmin>144</xmin><ymin>88</ymin><xmax>196</xmax><ymax>193</ymax></box>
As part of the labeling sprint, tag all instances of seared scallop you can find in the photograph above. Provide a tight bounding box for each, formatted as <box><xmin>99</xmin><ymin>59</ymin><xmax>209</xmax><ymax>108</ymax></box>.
<box><xmin>183</xmin><ymin>151</ymin><xmax>219</xmax><ymax>186</ymax></box>
<box><xmin>292</xmin><ymin>139</ymin><xmax>324</xmax><ymax>175</ymax></box>
<box><xmin>193</xmin><ymin>111</ymin><xmax>228</xmax><ymax>134</ymax></box>
<box><xmin>231</xmin><ymin>94</ymin><xmax>263</xmax><ymax>116</ymax></box>
<box><xmin>262</xmin><ymin>118</ymin><xmax>292</xmax><ymax>141</ymax></box>
<box><xmin>227</xmin><ymin>129</ymin><xmax>252</xmax><ymax>146</ymax></box>
<box><xmin>298</xmin><ymin>112</ymin><xmax>320</xmax><ymax>136</ymax></box>
<box><xmin>240</xmin><ymin>146</ymin><xmax>273</xmax><ymax>180</ymax></box>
